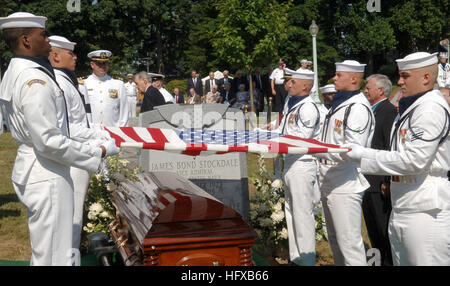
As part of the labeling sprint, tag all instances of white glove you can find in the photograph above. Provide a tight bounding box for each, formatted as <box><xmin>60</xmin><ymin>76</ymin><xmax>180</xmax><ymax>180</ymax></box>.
<box><xmin>96</xmin><ymin>129</ymin><xmax>112</xmax><ymax>140</ymax></box>
<box><xmin>88</xmin><ymin>138</ymin><xmax>105</xmax><ymax>147</ymax></box>
<box><xmin>340</xmin><ymin>143</ymin><xmax>365</xmax><ymax>162</ymax></box>
<box><xmin>102</xmin><ymin>138</ymin><xmax>120</xmax><ymax>157</ymax></box>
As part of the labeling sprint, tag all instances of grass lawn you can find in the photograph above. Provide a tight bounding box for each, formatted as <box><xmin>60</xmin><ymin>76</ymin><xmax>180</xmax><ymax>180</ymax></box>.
<box><xmin>0</xmin><ymin>132</ymin><xmax>371</xmax><ymax>265</ymax></box>
<box><xmin>0</xmin><ymin>132</ymin><xmax>31</xmax><ymax>260</ymax></box>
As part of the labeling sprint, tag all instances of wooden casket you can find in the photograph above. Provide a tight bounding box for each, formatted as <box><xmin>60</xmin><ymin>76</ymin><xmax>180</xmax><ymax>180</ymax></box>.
<box><xmin>109</xmin><ymin>171</ymin><xmax>257</xmax><ymax>266</ymax></box>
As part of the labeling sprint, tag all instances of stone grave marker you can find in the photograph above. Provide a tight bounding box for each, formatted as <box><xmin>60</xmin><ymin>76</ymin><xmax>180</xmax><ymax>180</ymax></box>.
<box><xmin>138</xmin><ymin>104</ymin><xmax>250</xmax><ymax>220</ymax></box>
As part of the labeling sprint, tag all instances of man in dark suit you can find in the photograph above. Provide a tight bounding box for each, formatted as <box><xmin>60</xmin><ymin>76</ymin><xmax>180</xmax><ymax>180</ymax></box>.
<box><xmin>204</xmin><ymin>71</ymin><xmax>219</xmax><ymax>94</ymax></box>
<box><xmin>232</xmin><ymin>70</ymin><xmax>248</xmax><ymax>93</ymax></box>
<box><xmin>261</xmin><ymin>66</ymin><xmax>273</xmax><ymax>111</ymax></box>
<box><xmin>187</xmin><ymin>70</ymin><xmax>203</xmax><ymax>97</ymax></box>
<box><xmin>252</xmin><ymin>69</ymin><xmax>266</xmax><ymax>112</ymax></box>
<box><xmin>218</xmin><ymin>70</ymin><xmax>232</xmax><ymax>93</ymax></box>
<box><xmin>173</xmin><ymin>87</ymin><xmax>185</xmax><ymax>104</ymax></box>
<box><xmin>220</xmin><ymin>82</ymin><xmax>236</xmax><ymax>106</ymax></box>
<box><xmin>136</xmin><ymin>72</ymin><xmax>168</xmax><ymax>113</ymax></box>
<box><xmin>363</xmin><ymin>74</ymin><xmax>398</xmax><ymax>266</ymax></box>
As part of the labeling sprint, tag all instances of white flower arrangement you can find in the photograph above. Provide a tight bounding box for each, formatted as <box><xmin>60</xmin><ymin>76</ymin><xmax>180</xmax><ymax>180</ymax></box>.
<box><xmin>250</xmin><ymin>155</ymin><xmax>288</xmax><ymax>250</ymax></box>
<box><xmin>81</xmin><ymin>155</ymin><xmax>142</xmax><ymax>247</ymax></box>
<box><xmin>250</xmin><ymin>154</ymin><xmax>328</xmax><ymax>257</ymax></box>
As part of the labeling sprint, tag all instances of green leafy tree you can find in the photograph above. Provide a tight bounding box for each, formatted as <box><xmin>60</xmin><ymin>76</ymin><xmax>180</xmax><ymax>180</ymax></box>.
<box><xmin>390</xmin><ymin>0</ymin><xmax>449</xmax><ymax>53</ymax></box>
<box><xmin>333</xmin><ymin>1</ymin><xmax>397</xmax><ymax>75</ymax></box>
<box><xmin>0</xmin><ymin>0</ymin><xmax>19</xmax><ymax>75</ymax></box>
<box><xmin>278</xmin><ymin>0</ymin><xmax>339</xmax><ymax>88</ymax></box>
<box><xmin>212</xmin><ymin>0</ymin><xmax>291</xmax><ymax>111</ymax></box>
<box><xmin>184</xmin><ymin>0</ymin><xmax>221</xmax><ymax>76</ymax></box>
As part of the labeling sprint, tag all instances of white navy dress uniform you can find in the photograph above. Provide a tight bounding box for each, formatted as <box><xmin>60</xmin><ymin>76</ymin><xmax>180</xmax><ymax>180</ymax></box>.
<box><xmin>272</xmin><ymin>70</ymin><xmax>322</xmax><ymax>265</ymax></box>
<box><xmin>0</xmin><ymin>13</ymin><xmax>117</xmax><ymax>266</ymax></box>
<box><xmin>124</xmin><ymin>74</ymin><xmax>138</xmax><ymax>118</ymax></box>
<box><xmin>49</xmin><ymin>36</ymin><xmax>111</xmax><ymax>250</ymax></box>
<box><xmin>84</xmin><ymin>50</ymin><xmax>129</xmax><ymax>128</ymax></box>
<box><xmin>345</xmin><ymin>52</ymin><xmax>450</xmax><ymax>266</ymax></box>
<box><xmin>285</xmin><ymin>67</ymin><xmax>329</xmax><ymax>139</ymax></box>
<box><xmin>315</xmin><ymin>60</ymin><xmax>375</xmax><ymax>266</ymax></box>
<box><xmin>160</xmin><ymin>87</ymin><xmax>176</xmax><ymax>103</ymax></box>
<box><xmin>437</xmin><ymin>53</ymin><xmax>450</xmax><ymax>88</ymax></box>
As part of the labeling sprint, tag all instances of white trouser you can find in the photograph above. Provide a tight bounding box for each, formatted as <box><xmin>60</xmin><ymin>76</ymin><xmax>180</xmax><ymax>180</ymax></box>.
<box><xmin>389</xmin><ymin>209</ymin><xmax>450</xmax><ymax>266</ymax></box>
<box><xmin>127</xmin><ymin>96</ymin><xmax>137</xmax><ymax>118</ymax></box>
<box><xmin>71</xmin><ymin>167</ymin><xmax>91</xmax><ymax>250</ymax></box>
<box><xmin>13</xmin><ymin>177</ymin><xmax>74</xmax><ymax>266</ymax></box>
<box><xmin>283</xmin><ymin>158</ymin><xmax>320</xmax><ymax>266</ymax></box>
<box><xmin>321</xmin><ymin>191</ymin><xmax>367</xmax><ymax>266</ymax></box>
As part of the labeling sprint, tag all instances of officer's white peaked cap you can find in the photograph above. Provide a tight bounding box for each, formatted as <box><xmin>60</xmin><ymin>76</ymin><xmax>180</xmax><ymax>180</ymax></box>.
<box><xmin>148</xmin><ymin>73</ymin><xmax>165</xmax><ymax>81</ymax></box>
<box><xmin>319</xmin><ymin>84</ymin><xmax>336</xmax><ymax>94</ymax></box>
<box><xmin>49</xmin><ymin>35</ymin><xmax>76</xmax><ymax>51</ymax></box>
<box><xmin>396</xmin><ymin>52</ymin><xmax>438</xmax><ymax>71</ymax></box>
<box><xmin>88</xmin><ymin>50</ymin><xmax>112</xmax><ymax>62</ymax></box>
<box><xmin>0</xmin><ymin>12</ymin><xmax>47</xmax><ymax>29</ymax></box>
<box><xmin>335</xmin><ymin>60</ymin><xmax>366</xmax><ymax>73</ymax></box>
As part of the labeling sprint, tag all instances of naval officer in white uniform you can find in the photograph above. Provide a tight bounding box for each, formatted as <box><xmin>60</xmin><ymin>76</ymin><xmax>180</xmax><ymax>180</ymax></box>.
<box><xmin>343</xmin><ymin>52</ymin><xmax>450</xmax><ymax>266</ymax></box>
<box><xmin>84</xmin><ymin>50</ymin><xmax>129</xmax><ymax>128</ymax></box>
<box><xmin>273</xmin><ymin>69</ymin><xmax>322</xmax><ymax>266</ymax></box>
<box><xmin>314</xmin><ymin>60</ymin><xmax>375</xmax><ymax>266</ymax></box>
<box><xmin>124</xmin><ymin>73</ymin><xmax>138</xmax><ymax>117</ymax></box>
<box><xmin>437</xmin><ymin>52</ymin><xmax>450</xmax><ymax>88</ymax></box>
<box><xmin>149</xmin><ymin>72</ymin><xmax>175</xmax><ymax>104</ymax></box>
<box><xmin>0</xmin><ymin>12</ymin><xmax>120</xmax><ymax>266</ymax></box>
<box><xmin>48</xmin><ymin>35</ymin><xmax>113</xmax><ymax>251</ymax></box>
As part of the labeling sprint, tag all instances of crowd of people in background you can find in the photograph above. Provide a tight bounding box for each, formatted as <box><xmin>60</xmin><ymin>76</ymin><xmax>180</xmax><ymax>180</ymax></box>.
<box><xmin>118</xmin><ymin>58</ymin><xmax>320</xmax><ymax>117</ymax></box>
<box><xmin>124</xmin><ymin>54</ymin><xmax>448</xmax><ymax>120</ymax></box>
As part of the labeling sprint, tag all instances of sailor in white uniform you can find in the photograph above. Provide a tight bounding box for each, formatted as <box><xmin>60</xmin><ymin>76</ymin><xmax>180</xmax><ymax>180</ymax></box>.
<box><xmin>437</xmin><ymin>52</ymin><xmax>450</xmax><ymax>88</ymax></box>
<box><xmin>343</xmin><ymin>52</ymin><xmax>450</xmax><ymax>266</ymax></box>
<box><xmin>48</xmin><ymin>35</ymin><xmax>113</xmax><ymax>251</ymax></box>
<box><xmin>0</xmin><ymin>12</ymin><xmax>120</xmax><ymax>266</ymax></box>
<box><xmin>273</xmin><ymin>70</ymin><xmax>322</xmax><ymax>265</ymax></box>
<box><xmin>84</xmin><ymin>50</ymin><xmax>129</xmax><ymax>128</ymax></box>
<box><xmin>124</xmin><ymin>73</ymin><xmax>138</xmax><ymax>117</ymax></box>
<box><xmin>314</xmin><ymin>60</ymin><xmax>375</xmax><ymax>266</ymax></box>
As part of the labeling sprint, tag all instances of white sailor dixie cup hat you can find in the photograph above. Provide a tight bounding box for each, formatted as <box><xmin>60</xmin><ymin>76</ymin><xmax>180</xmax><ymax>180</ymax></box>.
<box><xmin>335</xmin><ymin>60</ymin><xmax>366</xmax><ymax>73</ymax></box>
<box><xmin>319</xmin><ymin>84</ymin><xmax>336</xmax><ymax>94</ymax></box>
<box><xmin>396</xmin><ymin>52</ymin><xmax>438</xmax><ymax>71</ymax></box>
<box><xmin>0</xmin><ymin>12</ymin><xmax>47</xmax><ymax>29</ymax></box>
<box><xmin>439</xmin><ymin>52</ymin><xmax>448</xmax><ymax>59</ymax></box>
<box><xmin>88</xmin><ymin>50</ymin><xmax>112</xmax><ymax>62</ymax></box>
<box><xmin>289</xmin><ymin>69</ymin><xmax>315</xmax><ymax>80</ymax></box>
<box><xmin>49</xmin><ymin>35</ymin><xmax>76</xmax><ymax>51</ymax></box>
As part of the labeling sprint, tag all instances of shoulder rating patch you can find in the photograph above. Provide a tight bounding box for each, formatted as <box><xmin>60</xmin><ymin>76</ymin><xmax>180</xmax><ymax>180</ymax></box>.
<box><xmin>26</xmin><ymin>79</ymin><xmax>46</xmax><ymax>87</ymax></box>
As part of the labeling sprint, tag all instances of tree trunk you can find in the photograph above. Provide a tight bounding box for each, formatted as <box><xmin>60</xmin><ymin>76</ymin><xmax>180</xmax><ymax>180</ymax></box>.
<box><xmin>248</xmin><ymin>70</ymin><xmax>255</xmax><ymax>112</ymax></box>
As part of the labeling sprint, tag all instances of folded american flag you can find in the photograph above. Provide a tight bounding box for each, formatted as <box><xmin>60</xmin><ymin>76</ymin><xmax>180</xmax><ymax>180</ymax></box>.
<box><xmin>104</xmin><ymin>127</ymin><xmax>349</xmax><ymax>156</ymax></box>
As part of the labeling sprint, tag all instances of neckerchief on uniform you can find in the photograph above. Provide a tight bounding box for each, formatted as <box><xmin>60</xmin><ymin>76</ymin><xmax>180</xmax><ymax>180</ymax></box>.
<box><xmin>54</xmin><ymin>67</ymin><xmax>79</xmax><ymax>88</ymax></box>
<box><xmin>15</xmin><ymin>55</ymin><xmax>56</xmax><ymax>79</ymax></box>
<box><xmin>287</xmin><ymin>95</ymin><xmax>308</xmax><ymax>112</ymax></box>
<box><xmin>331</xmin><ymin>90</ymin><xmax>360</xmax><ymax>111</ymax></box>
<box><xmin>398</xmin><ymin>90</ymin><xmax>430</xmax><ymax>116</ymax></box>
<box><xmin>441</xmin><ymin>62</ymin><xmax>447</xmax><ymax>70</ymax></box>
